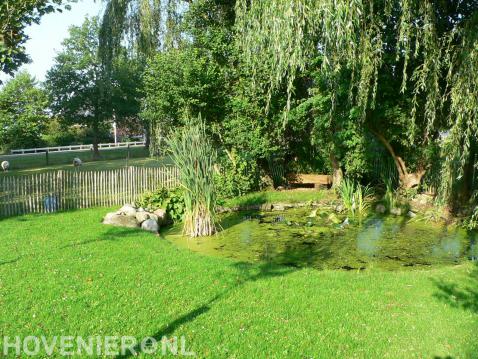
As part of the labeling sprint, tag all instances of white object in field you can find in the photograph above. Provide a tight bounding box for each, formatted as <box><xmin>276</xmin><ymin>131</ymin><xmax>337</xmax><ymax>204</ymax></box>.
<box><xmin>1</xmin><ymin>161</ymin><xmax>9</xmax><ymax>171</ymax></box>
<box><xmin>73</xmin><ymin>158</ymin><xmax>82</xmax><ymax>167</ymax></box>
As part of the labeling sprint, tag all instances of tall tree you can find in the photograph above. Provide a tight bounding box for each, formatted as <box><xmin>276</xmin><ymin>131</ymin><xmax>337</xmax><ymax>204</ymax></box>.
<box><xmin>45</xmin><ymin>17</ymin><xmax>111</xmax><ymax>158</ymax></box>
<box><xmin>0</xmin><ymin>71</ymin><xmax>49</xmax><ymax>152</ymax></box>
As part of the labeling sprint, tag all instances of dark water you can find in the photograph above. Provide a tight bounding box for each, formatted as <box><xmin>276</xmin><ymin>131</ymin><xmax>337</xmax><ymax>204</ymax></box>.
<box><xmin>165</xmin><ymin>208</ymin><xmax>478</xmax><ymax>270</ymax></box>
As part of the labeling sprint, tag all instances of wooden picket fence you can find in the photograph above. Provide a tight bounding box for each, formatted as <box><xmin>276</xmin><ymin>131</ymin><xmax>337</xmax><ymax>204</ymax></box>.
<box><xmin>0</xmin><ymin>166</ymin><xmax>179</xmax><ymax>217</ymax></box>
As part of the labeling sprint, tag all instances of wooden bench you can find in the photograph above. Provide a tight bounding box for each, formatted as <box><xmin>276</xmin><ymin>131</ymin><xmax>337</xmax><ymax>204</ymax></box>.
<box><xmin>287</xmin><ymin>173</ymin><xmax>333</xmax><ymax>189</ymax></box>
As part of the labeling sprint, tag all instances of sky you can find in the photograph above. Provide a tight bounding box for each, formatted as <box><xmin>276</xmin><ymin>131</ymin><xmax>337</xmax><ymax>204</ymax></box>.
<box><xmin>0</xmin><ymin>0</ymin><xmax>104</xmax><ymax>84</ymax></box>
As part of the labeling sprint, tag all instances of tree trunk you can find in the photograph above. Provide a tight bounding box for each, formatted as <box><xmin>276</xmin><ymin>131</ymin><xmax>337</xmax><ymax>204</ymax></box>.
<box><xmin>330</xmin><ymin>153</ymin><xmax>343</xmax><ymax>188</ymax></box>
<box><xmin>91</xmin><ymin>128</ymin><xmax>100</xmax><ymax>160</ymax></box>
<box><xmin>144</xmin><ymin>124</ymin><xmax>151</xmax><ymax>150</ymax></box>
<box><xmin>371</xmin><ymin>129</ymin><xmax>425</xmax><ymax>189</ymax></box>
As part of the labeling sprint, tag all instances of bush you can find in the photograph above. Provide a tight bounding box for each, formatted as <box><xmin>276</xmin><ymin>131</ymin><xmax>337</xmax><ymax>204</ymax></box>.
<box><xmin>135</xmin><ymin>187</ymin><xmax>185</xmax><ymax>222</ymax></box>
<box><xmin>214</xmin><ymin>152</ymin><xmax>260</xmax><ymax>199</ymax></box>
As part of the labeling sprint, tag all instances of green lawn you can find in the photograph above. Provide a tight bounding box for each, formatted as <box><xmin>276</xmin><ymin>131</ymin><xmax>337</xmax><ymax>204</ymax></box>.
<box><xmin>0</xmin><ymin>208</ymin><xmax>477</xmax><ymax>358</ymax></box>
<box><xmin>0</xmin><ymin>146</ymin><xmax>155</xmax><ymax>174</ymax></box>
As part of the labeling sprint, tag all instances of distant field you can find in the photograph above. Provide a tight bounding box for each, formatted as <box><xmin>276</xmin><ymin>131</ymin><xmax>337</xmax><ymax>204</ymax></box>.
<box><xmin>0</xmin><ymin>147</ymin><xmax>173</xmax><ymax>176</ymax></box>
<box><xmin>1</xmin><ymin>147</ymin><xmax>156</xmax><ymax>172</ymax></box>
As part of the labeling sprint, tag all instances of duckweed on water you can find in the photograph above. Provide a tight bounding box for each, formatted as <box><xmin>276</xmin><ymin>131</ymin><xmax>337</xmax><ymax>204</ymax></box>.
<box><xmin>164</xmin><ymin>208</ymin><xmax>478</xmax><ymax>271</ymax></box>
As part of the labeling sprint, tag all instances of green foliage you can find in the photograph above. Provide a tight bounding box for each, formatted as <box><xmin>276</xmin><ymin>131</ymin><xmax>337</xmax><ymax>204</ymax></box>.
<box><xmin>45</xmin><ymin>16</ymin><xmax>141</xmax><ymax>154</ymax></box>
<box><xmin>235</xmin><ymin>0</ymin><xmax>478</xmax><ymax>203</ymax></box>
<box><xmin>45</xmin><ymin>17</ymin><xmax>110</xmax><ymax>151</ymax></box>
<box><xmin>0</xmin><ymin>72</ymin><xmax>49</xmax><ymax>152</ymax></box>
<box><xmin>0</xmin><ymin>0</ymin><xmax>71</xmax><ymax>78</ymax></box>
<box><xmin>214</xmin><ymin>152</ymin><xmax>260</xmax><ymax>200</ymax></box>
<box><xmin>337</xmin><ymin>178</ymin><xmax>373</xmax><ymax>219</ymax></box>
<box><xmin>135</xmin><ymin>187</ymin><xmax>185</xmax><ymax>222</ymax></box>
<box><xmin>143</xmin><ymin>47</ymin><xmax>227</xmax><ymax>155</ymax></box>
<box><xmin>167</xmin><ymin>116</ymin><xmax>217</xmax><ymax>237</ymax></box>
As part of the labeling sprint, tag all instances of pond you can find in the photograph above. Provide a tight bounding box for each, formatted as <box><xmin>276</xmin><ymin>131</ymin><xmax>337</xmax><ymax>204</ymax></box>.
<box><xmin>164</xmin><ymin>208</ymin><xmax>478</xmax><ymax>270</ymax></box>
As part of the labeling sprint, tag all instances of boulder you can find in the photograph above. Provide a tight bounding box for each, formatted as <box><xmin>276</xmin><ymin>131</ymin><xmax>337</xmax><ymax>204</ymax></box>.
<box><xmin>148</xmin><ymin>213</ymin><xmax>159</xmax><ymax>222</ymax></box>
<box><xmin>103</xmin><ymin>212</ymin><xmax>139</xmax><ymax>228</ymax></box>
<box><xmin>117</xmin><ymin>204</ymin><xmax>137</xmax><ymax>216</ymax></box>
<box><xmin>410</xmin><ymin>194</ymin><xmax>434</xmax><ymax>212</ymax></box>
<box><xmin>407</xmin><ymin>211</ymin><xmax>417</xmax><ymax>218</ymax></box>
<box><xmin>141</xmin><ymin>219</ymin><xmax>159</xmax><ymax>233</ymax></box>
<box><xmin>390</xmin><ymin>207</ymin><xmax>402</xmax><ymax>216</ymax></box>
<box><xmin>136</xmin><ymin>212</ymin><xmax>150</xmax><ymax>224</ymax></box>
<box><xmin>153</xmin><ymin>208</ymin><xmax>168</xmax><ymax>225</ymax></box>
<box><xmin>375</xmin><ymin>204</ymin><xmax>386</xmax><ymax>214</ymax></box>
<box><xmin>272</xmin><ymin>203</ymin><xmax>294</xmax><ymax>211</ymax></box>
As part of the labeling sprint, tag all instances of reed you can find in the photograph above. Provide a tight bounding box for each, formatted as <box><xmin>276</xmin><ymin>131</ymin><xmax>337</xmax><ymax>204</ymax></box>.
<box><xmin>167</xmin><ymin>116</ymin><xmax>217</xmax><ymax>237</ymax></box>
<box><xmin>337</xmin><ymin>178</ymin><xmax>372</xmax><ymax>219</ymax></box>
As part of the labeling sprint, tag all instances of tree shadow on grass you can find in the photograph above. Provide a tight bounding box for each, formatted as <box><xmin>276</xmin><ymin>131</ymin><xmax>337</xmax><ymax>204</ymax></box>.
<box><xmin>0</xmin><ymin>257</ymin><xmax>21</xmax><ymax>266</ymax></box>
<box><xmin>432</xmin><ymin>262</ymin><xmax>478</xmax><ymax>358</ymax></box>
<box><xmin>115</xmin><ymin>261</ymin><xmax>296</xmax><ymax>358</ymax></box>
<box><xmin>60</xmin><ymin>226</ymin><xmax>149</xmax><ymax>249</ymax></box>
<box><xmin>432</xmin><ymin>263</ymin><xmax>478</xmax><ymax>313</ymax></box>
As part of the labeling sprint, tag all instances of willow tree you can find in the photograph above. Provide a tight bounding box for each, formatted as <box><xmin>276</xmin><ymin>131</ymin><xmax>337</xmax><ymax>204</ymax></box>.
<box><xmin>236</xmin><ymin>0</ymin><xmax>478</xmax><ymax>200</ymax></box>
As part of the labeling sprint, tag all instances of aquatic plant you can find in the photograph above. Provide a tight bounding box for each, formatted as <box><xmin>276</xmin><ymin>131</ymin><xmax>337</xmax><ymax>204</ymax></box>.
<box><xmin>336</xmin><ymin>178</ymin><xmax>372</xmax><ymax>218</ymax></box>
<box><xmin>382</xmin><ymin>178</ymin><xmax>397</xmax><ymax>213</ymax></box>
<box><xmin>167</xmin><ymin>116</ymin><xmax>217</xmax><ymax>237</ymax></box>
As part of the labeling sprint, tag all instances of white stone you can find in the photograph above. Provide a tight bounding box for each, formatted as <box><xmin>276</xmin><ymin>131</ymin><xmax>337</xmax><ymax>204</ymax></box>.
<box><xmin>118</xmin><ymin>204</ymin><xmax>137</xmax><ymax>216</ymax></box>
<box><xmin>103</xmin><ymin>212</ymin><xmax>139</xmax><ymax>228</ymax></box>
<box><xmin>141</xmin><ymin>219</ymin><xmax>159</xmax><ymax>233</ymax></box>
<box><xmin>153</xmin><ymin>208</ymin><xmax>168</xmax><ymax>225</ymax></box>
<box><xmin>136</xmin><ymin>212</ymin><xmax>150</xmax><ymax>223</ymax></box>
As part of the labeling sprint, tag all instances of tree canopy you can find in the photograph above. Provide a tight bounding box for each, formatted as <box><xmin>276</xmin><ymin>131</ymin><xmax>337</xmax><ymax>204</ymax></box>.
<box><xmin>0</xmin><ymin>71</ymin><xmax>49</xmax><ymax>151</ymax></box>
<box><xmin>0</xmin><ymin>0</ymin><xmax>71</xmax><ymax>79</ymax></box>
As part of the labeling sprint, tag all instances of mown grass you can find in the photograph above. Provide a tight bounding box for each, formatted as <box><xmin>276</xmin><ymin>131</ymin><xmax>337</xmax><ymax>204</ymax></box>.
<box><xmin>0</xmin><ymin>208</ymin><xmax>477</xmax><ymax>358</ymax></box>
<box><xmin>223</xmin><ymin>189</ymin><xmax>337</xmax><ymax>207</ymax></box>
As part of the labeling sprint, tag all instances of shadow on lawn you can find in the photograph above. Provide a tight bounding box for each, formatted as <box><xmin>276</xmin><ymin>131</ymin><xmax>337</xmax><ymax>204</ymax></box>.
<box><xmin>116</xmin><ymin>261</ymin><xmax>295</xmax><ymax>358</ymax></box>
<box><xmin>433</xmin><ymin>263</ymin><xmax>478</xmax><ymax>313</ymax></box>
<box><xmin>0</xmin><ymin>257</ymin><xmax>21</xmax><ymax>266</ymax></box>
<box><xmin>61</xmin><ymin>227</ymin><xmax>148</xmax><ymax>249</ymax></box>
<box><xmin>432</xmin><ymin>262</ymin><xmax>478</xmax><ymax>358</ymax></box>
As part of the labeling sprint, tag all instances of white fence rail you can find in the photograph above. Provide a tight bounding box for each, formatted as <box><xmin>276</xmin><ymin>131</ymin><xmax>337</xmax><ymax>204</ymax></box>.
<box><xmin>0</xmin><ymin>166</ymin><xmax>179</xmax><ymax>217</ymax></box>
<box><xmin>10</xmin><ymin>141</ymin><xmax>146</xmax><ymax>155</ymax></box>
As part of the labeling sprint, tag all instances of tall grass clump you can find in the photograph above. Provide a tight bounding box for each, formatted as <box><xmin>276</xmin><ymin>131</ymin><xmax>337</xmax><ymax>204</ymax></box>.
<box><xmin>337</xmin><ymin>178</ymin><xmax>372</xmax><ymax>219</ymax></box>
<box><xmin>382</xmin><ymin>178</ymin><xmax>397</xmax><ymax>212</ymax></box>
<box><xmin>167</xmin><ymin>117</ymin><xmax>217</xmax><ymax>237</ymax></box>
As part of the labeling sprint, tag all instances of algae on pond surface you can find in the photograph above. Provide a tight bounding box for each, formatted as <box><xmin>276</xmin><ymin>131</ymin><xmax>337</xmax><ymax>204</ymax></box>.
<box><xmin>164</xmin><ymin>208</ymin><xmax>476</xmax><ymax>271</ymax></box>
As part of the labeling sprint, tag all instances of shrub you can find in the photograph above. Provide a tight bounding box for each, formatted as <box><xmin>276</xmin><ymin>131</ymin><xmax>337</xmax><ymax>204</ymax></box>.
<box><xmin>135</xmin><ymin>187</ymin><xmax>185</xmax><ymax>222</ymax></box>
<box><xmin>214</xmin><ymin>152</ymin><xmax>259</xmax><ymax>199</ymax></box>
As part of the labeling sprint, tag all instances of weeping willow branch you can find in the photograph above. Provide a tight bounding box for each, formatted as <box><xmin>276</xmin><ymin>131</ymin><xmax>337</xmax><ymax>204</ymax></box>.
<box><xmin>235</xmin><ymin>0</ymin><xmax>478</xmax><ymax>203</ymax></box>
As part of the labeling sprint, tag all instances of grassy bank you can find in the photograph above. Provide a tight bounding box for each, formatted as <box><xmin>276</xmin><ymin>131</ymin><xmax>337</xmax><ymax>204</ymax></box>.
<box><xmin>0</xmin><ymin>208</ymin><xmax>477</xmax><ymax>357</ymax></box>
